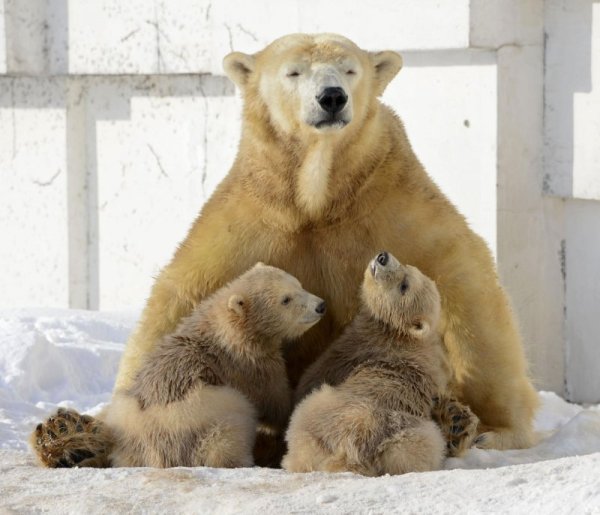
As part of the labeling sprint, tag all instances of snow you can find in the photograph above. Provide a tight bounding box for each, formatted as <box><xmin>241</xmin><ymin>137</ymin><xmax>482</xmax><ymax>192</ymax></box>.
<box><xmin>1</xmin><ymin>308</ymin><xmax>600</xmax><ymax>514</ymax></box>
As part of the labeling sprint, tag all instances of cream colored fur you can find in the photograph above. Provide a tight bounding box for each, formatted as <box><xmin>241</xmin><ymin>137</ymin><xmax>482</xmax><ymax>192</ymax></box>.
<box><xmin>375</xmin><ymin>419</ymin><xmax>445</xmax><ymax>474</ymax></box>
<box><xmin>283</xmin><ymin>386</ymin><xmax>445</xmax><ymax>475</ymax></box>
<box><xmin>107</xmin><ymin>385</ymin><xmax>256</xmax><ymax>468</ymax></box>
<box><xmin>296</xmin><ymin>140</ymin><xmax>334</xmax><ymax>216</ymax></box>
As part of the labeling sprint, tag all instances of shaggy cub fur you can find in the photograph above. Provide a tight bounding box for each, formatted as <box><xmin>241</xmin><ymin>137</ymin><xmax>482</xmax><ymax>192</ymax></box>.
<box><xmin>106</xmin><ymin>262</ymin><xmax>324</xmax><ymax>468</ymax></box>
<box><xmin>32</xmin><ymin>263</ymin><xmax>324</xmax><ymax>468</ymax></box>
<box><xmin>283</xmin><ymin>251</ymin><xmax>454</xmax><ymax>475</ymax></box>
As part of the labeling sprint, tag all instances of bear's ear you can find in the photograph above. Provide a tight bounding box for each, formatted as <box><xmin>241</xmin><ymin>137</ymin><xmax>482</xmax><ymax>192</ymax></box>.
<box><xmin>408</xmin><ymin>320</ymin><xmax>430</xmax><ymax>339</ymax></box>
<box><xmin>370</xmin><ymin>51</ymin><xmax>403</xmax><ymax>96</ymax></box>
<box><xmin>223</xmin><ymin>52</ymin><xmax>256</xmax><ymax>90</ymax></box>
<box><xmin>227</xmin><ymin>294</ymin><xmax>247</xmax><ymax>317</ymax></box>
<box><xmin>253</xmin><ymin>261</ymin><xmax>266</xmax><ymax>268</ymax></box>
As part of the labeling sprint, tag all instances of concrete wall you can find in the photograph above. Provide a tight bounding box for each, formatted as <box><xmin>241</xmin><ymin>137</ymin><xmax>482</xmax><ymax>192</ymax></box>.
<box><xmin>543</xmin><ymin>0</ymin><xmax>600</xmax><ymax>403</ymax></box>
<box><xmin>1</xmin><ymin>0</ymin><xmax>598</xmax><ymax>401</ymax></box>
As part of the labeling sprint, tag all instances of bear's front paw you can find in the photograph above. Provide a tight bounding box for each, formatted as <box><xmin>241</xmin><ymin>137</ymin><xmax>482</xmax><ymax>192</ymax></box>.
<box><xmin>30</xmin><ymin>407</ymin><xmax>113</xmax><ymax>468</ymax></box>
<box><xmin>431</xmin><ymin>396</ymin><xmax>479</xmax><ymax>457</ymax></box>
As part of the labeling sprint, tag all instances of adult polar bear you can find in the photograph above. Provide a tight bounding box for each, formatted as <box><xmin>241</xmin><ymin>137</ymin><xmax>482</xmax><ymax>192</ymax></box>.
<box><xmin>115</xmin><ymin>33</ymin><xmax>537</xmax><ymax>450</ymax></box>
<box><xmin>34</xmin><ymin>33</ymin><xmax>538</xmax><ymax>466</ymax></box>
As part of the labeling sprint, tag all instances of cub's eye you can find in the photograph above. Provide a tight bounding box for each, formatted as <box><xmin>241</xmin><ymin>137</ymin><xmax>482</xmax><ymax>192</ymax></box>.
<box><xmin>287</xmin><ymin>71</ymin><xmax>300</xmax><ymax>78</ymax></box>
<box><xmin>346</xmin><ymin>70</ymin><xmax>356</xmax><ymax>76</ymax></box>
<box><xmin>400</xmin><ymin>278</ymin><xmax>409</xmax><ymax>295</ymax></box>
<box><xmin>282</xmin><ymin>296</ymin><xmax>292</xmax><ymax>305</ymax></box>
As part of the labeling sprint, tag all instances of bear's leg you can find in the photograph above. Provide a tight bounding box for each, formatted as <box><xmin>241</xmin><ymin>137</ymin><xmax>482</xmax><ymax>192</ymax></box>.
<box><xmin>376</xmin><ymin>418</ymin><xmax>445</xmax><ymax>475</ymax></box>
<box><xmin>30</xmin><ymin>407</ymin><xmax>113</xmax><ymax>468</ymax></box>
<box><xmin>442</xmin><ymin>287</ymin><xmax>540</xmax><ymax>451</ymax></box>
<box><xmin>317</xmin><ymin>450</ymin><xmax>377</xmax><ymax>476</ymax></box>
<box><xmin>197</xmin><ymin>420</ymin><xmax>255</xmax><ymax>468</ymax></box>
<box><xmin>284</xmin><ymin>386</ymin><xmax>380</xmax><ymax>473</ymax></box>
<box><xmin>458</xmin><ymin>370</ymin><xmax>539</xmax><ymax>450</ymax></box>
<box><xmin>473</xmin><ymin>423</ymin><xmax>541</xmax><ymax>450</ymax></box>
<box><xmin>431</xmin><ymin>395</ymin><xmax>479</xmax><ymax>457</ymax></box>
<box><xmin>281</xmin><ymin>429</ymin><xmax>332</xmax><ymax>472</ymax></box>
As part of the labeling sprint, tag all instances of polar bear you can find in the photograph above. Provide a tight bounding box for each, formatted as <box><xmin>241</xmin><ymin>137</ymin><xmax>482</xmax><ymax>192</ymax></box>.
<box><xmin>31</xmin><ymin>33</ymin><xmax>538</xmax><ymax>468</ymax></box>
<box><xmin>283</xmin><ymin>252</ymin><xmax>449</xmax><ymax>475</ymax></box>
<box><xmin>32</xmin><ymin>264</ymin><xmax>325</xmax><ymax>468</ymax></box>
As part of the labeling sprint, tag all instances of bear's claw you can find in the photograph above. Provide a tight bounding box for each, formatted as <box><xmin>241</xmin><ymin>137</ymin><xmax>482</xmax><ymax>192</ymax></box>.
<box><xmin>431</xmin><ymin>395</ymin><xmax>480</xmax><ymax>457</ymax></box>
<box><xmin>29</xmin><ymin>408</ymin><xmax>113</xmax><ymax>468</ymax></box>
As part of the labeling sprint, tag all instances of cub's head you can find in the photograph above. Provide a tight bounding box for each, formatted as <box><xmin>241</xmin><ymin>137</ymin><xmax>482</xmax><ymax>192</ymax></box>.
<box><xmin>223</xmin><ymin>33</ymin><xmax>402</xmax><ymax>138</ymax></box>
<box><xmin>361</xmin><ymin>251</ymin><xmax>441</xmax><ymax>340</ymax></box>
<box><xmin>226</xmin><ymin>262</ymin><xmax>326</xmax><ymax>342</ymax></box>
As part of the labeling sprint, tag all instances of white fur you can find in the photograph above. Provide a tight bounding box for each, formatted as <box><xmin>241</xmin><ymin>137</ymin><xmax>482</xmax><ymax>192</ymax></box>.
<box><xmin>296</xmin><ymin>140</ymin><xmax>333</xmax><ymax>216</ymax></box>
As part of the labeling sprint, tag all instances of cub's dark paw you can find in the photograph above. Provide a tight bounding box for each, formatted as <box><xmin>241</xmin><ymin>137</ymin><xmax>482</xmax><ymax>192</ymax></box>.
<box><xmin>30</xmin><ymin>407</ymin><xmax>113</xmax><ymax>468</ymax></box>
<box><xmin>432</xmin><ymin>396</ymin><xmax>479</xmax><ymax>457</ymax></box>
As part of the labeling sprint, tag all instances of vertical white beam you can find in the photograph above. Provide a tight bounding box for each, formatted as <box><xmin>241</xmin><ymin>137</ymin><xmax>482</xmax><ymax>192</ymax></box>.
<box><xmin>543</xmin><ymin>0</ymin><xmax>600</xmax><ymax>402</ymax></box>
<box><xmin>471</xmin><ymin>1</ymin><xmax>568</xmax><ymax>394</ymax></box>
<box><xmin>565</xmin><ymin>200</ymin><xmax>600</xmax><ymax>402</ymax></box>
<box><xmin>496</xmin><ymin>42</ymin><xmax>567</xmax><ymax>394</ymax></box>
<box><xmin>66</xmin><ymin>78</ymin><xmax>89</xmax><ymax>308</ymax></box>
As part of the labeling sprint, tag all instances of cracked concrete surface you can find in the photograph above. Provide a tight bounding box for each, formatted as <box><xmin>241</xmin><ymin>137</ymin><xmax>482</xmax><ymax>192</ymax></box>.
<box><xmin>32</xmin><ymin>169</ymin><xmax>61</xmax><ymax>187</ymax></box>
<box><xmin>147</xmin><ymin>144</ymin><xmax>169</xmax><ymax>178</ymax></box>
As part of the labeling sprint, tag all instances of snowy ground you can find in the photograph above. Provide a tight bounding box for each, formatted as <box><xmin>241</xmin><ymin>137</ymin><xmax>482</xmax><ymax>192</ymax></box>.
<box><xmin>1</xmin><ymin>309</ymin><xmax>599</xmax><ymax>514</ymax></box>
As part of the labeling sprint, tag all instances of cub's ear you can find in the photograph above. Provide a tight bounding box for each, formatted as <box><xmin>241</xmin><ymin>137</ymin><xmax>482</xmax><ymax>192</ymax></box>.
<box><xmin>253</xmin><ymin>262</ymin><xmax>266</xmax><ymax>268</ymax></box>
<box><xmin>408</xmin><ymin>320</ymin><xmax>430</xmax><ymax>340</ymax></box>
<box><xmin>370</xmin><ymin>51</ymin><xmax>403</xmax><ymax>96</ymax></box>
<box><xmin>228</xmin><ymin>294</ymin><xmax>246</xmax><ymax>317</ymax></box>
<box><xmin>223</xmin><ymin>52</ymin><xmax>255</xmax><ymax>90</ymax></box>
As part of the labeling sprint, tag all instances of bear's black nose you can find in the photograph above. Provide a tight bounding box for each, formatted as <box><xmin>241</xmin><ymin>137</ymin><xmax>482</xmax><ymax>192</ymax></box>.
<box><xmin>317</xmin><ymin>87</ymin><xmax>348</xmax><ymax>114</ymax></box>
<box><xmin>376</xmin><ymin>252</ymin><xmax>389</xmax><ymax>266</ymax></box>
<box><xmin>315</xmin><ymin>301</ymin><xmax>327</xmax><ymax>315</ymax></box>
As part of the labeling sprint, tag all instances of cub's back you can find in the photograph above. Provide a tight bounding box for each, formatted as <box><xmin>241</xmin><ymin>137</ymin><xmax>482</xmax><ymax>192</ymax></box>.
<box><xmin>341</xmin><ymin>351</ymin><xmax>442</xmax><ymax>418</ymax></box>
<box><xmin>129</xmin><ymin>331</ymin><xmax>228</xmax><ymax>408</ymax></box>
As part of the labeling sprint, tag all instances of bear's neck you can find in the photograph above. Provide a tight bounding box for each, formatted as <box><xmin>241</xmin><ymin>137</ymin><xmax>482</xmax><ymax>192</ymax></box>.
<box><xmin>356</xmin><ymin>308</ymin><xmax>423</xmax><ymax>348</ymax></box>
<box><xmin>296</xmin><ymin>139</ymin><xmax>334</xmax><ymax>217</ymax></box>
<box><xmin>237</xmin><ymin>102</ymin><xmax>398</xmax><ymax>227</ymax></box>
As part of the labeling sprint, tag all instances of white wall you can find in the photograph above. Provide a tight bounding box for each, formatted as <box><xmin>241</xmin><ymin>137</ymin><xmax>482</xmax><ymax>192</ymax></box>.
<box><xmin>544</xmin><ymin>0</ymin><xmax>600</xmax><ymax>403</ymax></box>
<box><xmin>0</xmin><ymin>78</ymin><xmax>69</xmax><ymax>307</ymax></box>
<box><xmin>0</xmin><ymin>0</ymin><xmax>598</xmax><ymax>401</ymax></box>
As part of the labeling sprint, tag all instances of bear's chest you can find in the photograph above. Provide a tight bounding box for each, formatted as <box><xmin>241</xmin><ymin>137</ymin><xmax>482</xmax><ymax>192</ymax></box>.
<box><xmin>262</xmin><ymin>215</ymin><xmax>409</xmax><ymax>324</ymax></box>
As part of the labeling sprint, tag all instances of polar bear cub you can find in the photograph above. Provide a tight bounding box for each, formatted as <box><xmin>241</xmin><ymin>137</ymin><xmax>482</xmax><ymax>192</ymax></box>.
<box><xmin>106</xmin><ymin>263</ymin><xmax>325</xmax><ymax>468</ymax></box>
<box><xmin>283</xmin><ymin>252</ymin><xmax>448</xmax><ymax>475</ymax></box>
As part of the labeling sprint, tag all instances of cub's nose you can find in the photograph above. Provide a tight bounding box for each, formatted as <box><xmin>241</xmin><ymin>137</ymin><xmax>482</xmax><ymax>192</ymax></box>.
<box><xmin>317</xmin><ymin>87</ymin><xmax>348</xmax><ymax>114</ymax></box>
<box><xmin>315</xmin><ymin>301</ymin><xmax>327</xmax><ymax>315</ymax></box>
<box><xmin>376</xmin><ymin>252</ymin><xmax>389</xmax><ymax>266</ymax></box>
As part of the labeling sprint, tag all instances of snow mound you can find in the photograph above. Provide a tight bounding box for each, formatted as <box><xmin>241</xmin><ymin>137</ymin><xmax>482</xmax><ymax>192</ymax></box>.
<box><xmin>1</xmin><ymin>308</ymin><xmax>599</xmax><ymax>513</ymax></box>
<box><xmin>0</xmin><ymin>309</ymin><xmax>135</xmax><ymax>450</ymax></box>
